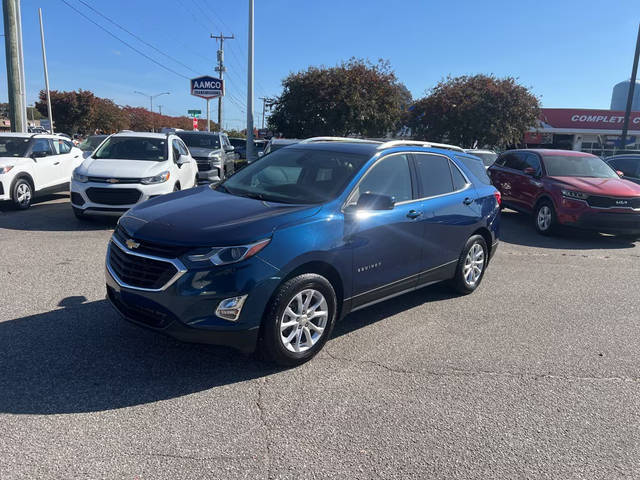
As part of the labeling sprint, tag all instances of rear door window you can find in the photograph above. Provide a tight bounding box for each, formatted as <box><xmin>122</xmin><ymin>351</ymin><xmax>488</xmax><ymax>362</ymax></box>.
<box><xmin>524</xmin><ymin>153</ymin><xmax>542</xmax><ymax>174</ymax></box>
<box><xmin>413</xmin><ymin>153</ymin><xmax>455</xmax><ymax>197</ymax></box>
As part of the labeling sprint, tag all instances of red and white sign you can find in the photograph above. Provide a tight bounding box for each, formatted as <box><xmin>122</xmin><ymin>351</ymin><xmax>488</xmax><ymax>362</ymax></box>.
<box><xmin>540</xmin><ymin>108</ymin><xmax>640</xmax><ymax>130</ymax></box>
<box><xmin>192</xmin><ymin>117</ymin><xmax>198</xmax><ymax>130</ymax></box>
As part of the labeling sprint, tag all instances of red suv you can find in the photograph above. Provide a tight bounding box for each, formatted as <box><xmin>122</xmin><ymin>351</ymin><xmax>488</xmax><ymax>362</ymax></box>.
<box><xmin>488</xmin><ymin>149</ymin><xmax>640</xmax><ymax>236</ymax></box>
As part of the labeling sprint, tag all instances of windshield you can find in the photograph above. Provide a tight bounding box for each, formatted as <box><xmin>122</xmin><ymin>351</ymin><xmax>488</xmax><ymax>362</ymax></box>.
<box><xmin>78</xmin><ymin>136</ymin><xmax>106</xmax><ymax>152</ymax></box>
<box><xmin>218</xmin><ymin>148</ymin><xmax>369</xmax><ymax>204</ymax></box>
<box><xmin>543</xmin><ymin>154</ymin><xmax>618</xmax><ymax>178</ymax></box>
<box><xmin>177</xmin><ymin>133</ymin><xmax>220</xmax><ymax>149</ymax></box>
<box><xmin>93</xmin><ymin>137</ymin><xmax>168</xmax><ymax>161</ymax></box>
<box><xmin>471</xmin><ymin>152</ymin><xmax>498</xmax><ymax>167</ymax></box>
<box><xmin>0</xmin><ymin>136</ymin><xmax>30</xmax><ymax>157</ymax></box>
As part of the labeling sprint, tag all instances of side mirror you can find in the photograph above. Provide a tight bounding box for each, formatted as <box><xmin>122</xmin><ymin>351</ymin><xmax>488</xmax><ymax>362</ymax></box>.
<box><xmin>616</xmin><ymin>170</ymin><xmax>625</xmax><ymax>178</ymax></box>
<box><xmin>523</xmin><ymin>167</ymin><xmax>537</xmax><ymax>177</ymax></box>
<box><xmin>177</xmin><ymin>154</ymin><xmax>190</xmax><ymax>165</ymax></box>
<box><xmin>257</xmin><ymin>151</ymin><xmax>264</xmax><ymax>158</ymax></box>
<box><xmin>356</xmin><ymin>193</ymin><xmax>395</xmax><ymax>211</ymax></box>
<box><xmin>224</xmin><ymin>145</ymin><xmax>235</xmax><ymax>152</ymax></box>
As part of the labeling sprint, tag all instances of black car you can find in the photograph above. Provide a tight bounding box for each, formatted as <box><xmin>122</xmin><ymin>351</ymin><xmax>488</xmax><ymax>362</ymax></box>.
<box><xmin>606</xmin><ymin>154</ymin><xmax>640</xmax><ymax>185</ymax></box>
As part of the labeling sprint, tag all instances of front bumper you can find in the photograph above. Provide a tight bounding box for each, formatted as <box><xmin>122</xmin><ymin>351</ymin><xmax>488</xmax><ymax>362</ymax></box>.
<box><xmin>105</xmin><ymin>241</ymin><xmax>281</xmax><ymax>353</ymax></box>
<box><xmin>71</xmin><ymin>179</ymin><xmax>173</xmax><ymax>215</ymax></box>
<box><xmin>564</xmin><ymin>211</ymin><xmax>640</xmax><ymax>235</ymax></box>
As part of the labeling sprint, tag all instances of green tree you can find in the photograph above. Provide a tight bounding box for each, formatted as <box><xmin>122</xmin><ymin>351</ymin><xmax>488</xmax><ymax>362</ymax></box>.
<box><xmin>268</xmin><ymin>58</ymin><xmax>411</xmax><ymax>138</ymax></box>
<box><xmin>409</xmin><ymin>75</ymin><xmax>540</xmax><ymax>148</ymax></box>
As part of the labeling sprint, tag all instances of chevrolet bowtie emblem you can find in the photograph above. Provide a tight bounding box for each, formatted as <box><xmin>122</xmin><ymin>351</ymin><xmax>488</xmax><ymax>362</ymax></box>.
<box><xmin>106</xmin><ymin>178</ymin><xmax>119</xmax><ymax>184</ymax></box>
<box><xmin>125</xmin><ymin>239</ymin><xmax>140</xmax><ymax>249</ymax></box>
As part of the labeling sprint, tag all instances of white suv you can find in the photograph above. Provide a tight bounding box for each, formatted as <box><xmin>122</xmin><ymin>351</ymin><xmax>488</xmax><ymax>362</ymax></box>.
<box><xmin>70</xmin><ymin>132</ymin><xmax>198</xmax><ymax>218</ymax></box>
<box><xmin>0</xmin><ymin>133</ymin><xmax>84</xmax><ymax>209</ymax></box>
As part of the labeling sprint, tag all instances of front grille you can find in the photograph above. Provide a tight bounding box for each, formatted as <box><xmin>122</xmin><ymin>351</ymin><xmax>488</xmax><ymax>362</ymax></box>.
<box><xmin>86</xmin><ymin>187</ymin><xmax>141</xmax><ymax>205</ymax></box>
<box><xmin>107</xmin><ymin>286</ymin><xmax>176</xmax><ymax>328</ymax></box>
<box><xmin>70</xmin><ymin>192</ymin><xmax>85</xmax><ymax>206</ymax></box>
<box><xmin>197</xmin><ymin>162</ymin><xmax>212</xmax><ymax>172</ymax></box>
<box><xmin>108</xmin><ymin>241</ymin><xmax>178</xmax><ymax>289</ymax></box>
<box><xmin>114</xmin><ymin>225</ymin><xmax>193</xmax><ymax>258</ymax></box>
<box><xmin>88</xmin><ymin>176</ymin><xmax>142</xmax><ymax>184</ymax></box>
<box><xmin>586</xmin><ymin>195</ymin><xmax>640</xmax><ymax>209</ymax></box>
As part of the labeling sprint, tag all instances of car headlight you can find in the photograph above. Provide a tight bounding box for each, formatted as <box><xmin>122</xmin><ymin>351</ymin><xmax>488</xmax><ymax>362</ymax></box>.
<box><xmin>140</xmin><ymin>171</ymin><xmax>170</xmax><ymax>185</ymax></box>
<box><xmin>561</xmin><ymin>189</ymin><xmax>588</xmax><ymax>200</ymax></box>
<box><xmin>72</xmin><ymin>168</ymin><xmax>88</xmax><ymax>182</ymax></box>
<box><xmin>187</xmin><ymin>238</ymin><xmax>271</xmax><ymax>265</ymax></box>
<box><xmin>208</xmin><ymin>153</ymin><xmax>221</xmax><ymax>163</ymax></box>
<box><xmin>0</xmin><ymin>165</ymin><xmax>14</xmax><ymax>174</ymax></box>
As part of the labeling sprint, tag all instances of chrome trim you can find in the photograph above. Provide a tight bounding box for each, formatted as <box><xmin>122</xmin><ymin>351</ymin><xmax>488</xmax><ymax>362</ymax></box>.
<box><xmin>342</xmin><ymin>152</ymin><xmax>472</xmax><ymax>211</ymax></box>
<box><xmin>107</xmin><ymin>236</ymin><xmax>187</xmax><ymax>292</ymax></box>
<box><xmin>344</xmin><ymin>259</ymin><xmax>458</xmax><ymax>304</ymax></box>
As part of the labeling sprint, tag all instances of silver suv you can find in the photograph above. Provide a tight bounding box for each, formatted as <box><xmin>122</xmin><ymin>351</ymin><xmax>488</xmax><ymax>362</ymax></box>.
<box><xmin>176</xmin><ymin>131</ymin><xmax>236</xmax><ymax>183</ymax></box>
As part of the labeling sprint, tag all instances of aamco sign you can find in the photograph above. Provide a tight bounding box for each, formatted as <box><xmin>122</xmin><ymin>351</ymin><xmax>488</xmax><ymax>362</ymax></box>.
<box><xmin>190</xmin><ymin>75</ymin><xmax>224</xmax><ymax>99</ymax></box>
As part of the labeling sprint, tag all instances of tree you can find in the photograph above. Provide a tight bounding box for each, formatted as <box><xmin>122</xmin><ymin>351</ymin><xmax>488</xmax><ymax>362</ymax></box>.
<box><xmin>91</xmin><ymin>97</ymin><xmax>129</xmax><ymax>133</ymax></box>
<box><xmin>35</xmin><ymin>89</ymin><xmax>95</xmax><ymax>134</ymax></box>
<box><xmin>409</xmin><ymin>75</ymin><xmax>540</xmax><ymax>148</ymax></box>
<box><xmin>268</xmin><ymin>58</ymin><xmax>411</xmax><ymax>138</ymax></box>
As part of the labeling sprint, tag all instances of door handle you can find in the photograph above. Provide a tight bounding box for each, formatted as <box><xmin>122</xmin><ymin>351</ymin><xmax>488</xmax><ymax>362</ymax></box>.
<box><xmin>463</xmin><ymin>197</ymin><xmax>473</xmax><ymax>205</ymax></box>
<box><xmin>406</xmin><ymin>210</ymin><xmax>422</xmax><ymax>219</ymax></box>
<box><xmin>53</xmin><ymin>161</ymin><xmax>60</xmax><ymax>165</ymax></box>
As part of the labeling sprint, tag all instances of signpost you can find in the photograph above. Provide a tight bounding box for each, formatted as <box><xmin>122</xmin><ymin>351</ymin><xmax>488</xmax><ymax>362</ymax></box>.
<box><xmin>190</xmin><ymin>76</ymin><xmax>224</xmax><ymax>132</ymax></box>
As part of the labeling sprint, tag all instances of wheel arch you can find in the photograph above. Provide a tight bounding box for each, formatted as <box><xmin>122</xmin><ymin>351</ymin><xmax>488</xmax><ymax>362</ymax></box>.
<box><xmin>471</xmin><ymin>227</ymin><xmax>494</xmax><ymax>259</ymax></box>
<box><xmin>534</xmin><ymin>194</ymin><xmax>556</xmax><ymax>211</ymax></box>
<box><xmin>10</xmin><ymin>172</ymin><xmax>35</xmax><ymax>199</ymax></box>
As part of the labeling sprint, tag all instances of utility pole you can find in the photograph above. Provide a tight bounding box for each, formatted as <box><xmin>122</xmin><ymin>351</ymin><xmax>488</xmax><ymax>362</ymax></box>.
<box><xmin>211</xmin><ymin>32</ymin><xmax>234</xmax><ymax>132</ymax></box>
<box><xmin>3</xmin><ymin>0</ymin><xmax>27</xmax><ymax>132</ymax></box>
<box><xmin>15</xmin><ymin>0</ymin><xmax>27</xmax><ymax>130</ymax></box>
<box><xmin>38</xmin><ymin>8</ymin><xmax>53</xmax><ymax>133</ymax></box>
<box><xmin>246</xmin><ymin>0</ymin><xmax>255</xmax><ymax>162</ymax></box>
<box><xmin>621</xmin><ymin>24</ymin><xmax>640</xmax><ymax>151</ymax></box>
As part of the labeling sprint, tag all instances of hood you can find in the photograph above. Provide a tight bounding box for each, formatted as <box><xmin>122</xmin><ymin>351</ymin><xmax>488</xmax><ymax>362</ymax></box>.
<box><xmin>119</xmin><ymin>186</ymin><xmax>321</xmax><ymax>246</ymax></box>
<box><xmin>0</xmin><ymin>156</ymin><xmax>22</xmax><ymax>168</ymax></box>
<box><xmin>550</xmin><ymin>176</ymin><xmax>640</xmax><ymax>197</ymax></box>
<box><xmin>81</xmin><ymin>157</ymin><xmax>167</xmax><ymax>178</ymax></box>
<box><xmin>188</xmin><ymin>146</ymin><xmax>223</xmax><ymax>158</ymax></box>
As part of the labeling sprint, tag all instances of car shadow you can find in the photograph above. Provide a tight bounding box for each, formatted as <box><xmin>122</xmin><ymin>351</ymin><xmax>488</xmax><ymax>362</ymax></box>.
<box><xmin>500</xmin><ymin>209</ymin><xmax>637</xmax><ymax>250</ymax></box>
<box><xmin>0</xmin><ymin>296</ymin><xmax>279</xmax><ymax>415</ymax></box>
<box><xmin>0</xmin><ymin>193</ymin><xmax>117</xmax><ymax>231</ymax></box>
<box><xmin>0</xmin><ymin>286</ymin><xmax>457</xmax><ymax>415</ymax></box>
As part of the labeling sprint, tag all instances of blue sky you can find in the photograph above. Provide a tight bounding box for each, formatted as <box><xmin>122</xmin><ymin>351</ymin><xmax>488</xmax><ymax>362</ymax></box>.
<box><xmin>2</xmin><ymin>0</ymin><xmax>639</xmax><ymax>130</ymax></box>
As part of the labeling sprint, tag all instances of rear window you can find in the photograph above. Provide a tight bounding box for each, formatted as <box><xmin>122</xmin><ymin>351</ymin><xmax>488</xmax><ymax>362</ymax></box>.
<box><xmin>457</xmin><ymin>155</ymin><xmax>491</xmax><ymax>185</ymax></box>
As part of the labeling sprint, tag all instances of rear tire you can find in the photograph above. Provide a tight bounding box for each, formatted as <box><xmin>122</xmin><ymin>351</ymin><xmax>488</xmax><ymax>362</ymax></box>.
<box><xmin>449</xmin><ymin>235</ymin><xmax>488</xmax><ymax>295</ymax></box>
<box><xmin>259</xmin><ymin>274</ymin><xmax>337</xmax><ymax>367</ymax></box>
<box><xmin>11</xmin><ymin>178</ymin><xmax>33</xmax><ymax>210</ymax></box>
<box><xmin>534</xmin><ymin>200</ymin><xmax>556</xmax><ymax>235</ymax></box>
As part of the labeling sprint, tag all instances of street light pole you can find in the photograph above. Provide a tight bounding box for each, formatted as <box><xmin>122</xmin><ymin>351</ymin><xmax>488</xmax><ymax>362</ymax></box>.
<box><xmin>134</xmin><ymin>91</ymin><xmax>170</xmax><ymax>132</ymax></box>
<box><xmin>246</xmin><ymin>0</ymin><xmax>255</xmax><ymax>162</ymax></box>
<box><xmin>38</xmin><ymin>8</ymin><xmax>53</xmax><ymax>133</ymax></box>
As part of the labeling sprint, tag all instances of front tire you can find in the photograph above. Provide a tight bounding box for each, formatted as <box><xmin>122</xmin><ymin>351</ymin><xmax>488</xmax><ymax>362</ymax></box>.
<box><xmin>450</xmin><ymin>235</ymin><xmax>488</xmax><ymax>295</ymax></box>
<box><xmin>12</xmin><ymin>178</ymin><xmax>33</xmax><ymax>210</ymax></box>
<box><xmin>259</xmin><ymin>274</ymin><xmax>337</xmax><ymax>367</ymax></box>
<box><xmin>534</xmin><ymin>200</ymin><xmax>556</xmax><ymax>235</ymax></box>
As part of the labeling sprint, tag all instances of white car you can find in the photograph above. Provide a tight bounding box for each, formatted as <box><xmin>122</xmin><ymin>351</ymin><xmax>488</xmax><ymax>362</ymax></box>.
<box><xmin>70</xmin><ymin>132</ymin><xmax>198</xmax><ymax>218</ymax></box>
<box><xmin>0</xmin><ymin>132</ymin><xmax>84</xmax><ymax>209</ymax></box>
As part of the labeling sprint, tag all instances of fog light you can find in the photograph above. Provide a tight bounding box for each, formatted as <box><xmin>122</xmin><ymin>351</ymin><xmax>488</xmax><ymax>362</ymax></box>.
<box><xmin>215</xmin><ymin>295</ymin><xmax>247</xmax><ymax>322</ymax></box>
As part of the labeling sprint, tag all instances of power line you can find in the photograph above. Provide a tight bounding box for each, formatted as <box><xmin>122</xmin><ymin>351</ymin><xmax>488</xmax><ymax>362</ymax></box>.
<box><xmin>59</xmin><ymin>0</ymin><xmax>190</xmax><ymax>80</ymax></box>
<box><xmin>75</xmin><ymin>0</ymin><xmax>201</xmax><ymax>76</ymax></box>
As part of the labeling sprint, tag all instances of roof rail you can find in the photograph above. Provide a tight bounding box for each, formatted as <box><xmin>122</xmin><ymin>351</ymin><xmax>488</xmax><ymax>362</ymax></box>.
<box><xmin>299</xmin><ymin>136</ymin><xmax>381</xmax><ymax>144</ymax></box>
<box><xmin>376</xmin><ymin>140</ymin><xmax>465</xmax><ymax>152</ymax></box>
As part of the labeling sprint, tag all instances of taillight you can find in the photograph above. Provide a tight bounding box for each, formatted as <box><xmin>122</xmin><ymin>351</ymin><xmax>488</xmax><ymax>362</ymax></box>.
<box><xmin>493</xmin><ymin>190</ymin><xmax>501</xmax><ymax>206</ymax></box>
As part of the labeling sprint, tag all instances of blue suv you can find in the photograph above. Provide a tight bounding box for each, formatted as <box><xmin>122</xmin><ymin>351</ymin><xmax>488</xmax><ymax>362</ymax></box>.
<box><xmin>106</xmin><ymin>139</ymin><xmax>500</xmax><ymax>366</ymax></box>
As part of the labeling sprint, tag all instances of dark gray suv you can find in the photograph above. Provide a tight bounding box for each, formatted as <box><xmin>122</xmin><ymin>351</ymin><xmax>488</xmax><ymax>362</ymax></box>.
<box><xmin>176</xmin><ymin>131</ymin><xmax>236</xmax><ymax>183</ymax></box>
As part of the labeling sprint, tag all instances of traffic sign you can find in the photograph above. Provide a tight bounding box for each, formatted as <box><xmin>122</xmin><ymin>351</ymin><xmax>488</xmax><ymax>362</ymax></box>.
<box><xmin>190</xmin><ymin>76</ymin><xmax>224</xmax><ymax>99</ymax></box>
<box><xmin>188</xmin><ymin>109</ymin><xmax>201</xmax><ymax>117</ymax></box>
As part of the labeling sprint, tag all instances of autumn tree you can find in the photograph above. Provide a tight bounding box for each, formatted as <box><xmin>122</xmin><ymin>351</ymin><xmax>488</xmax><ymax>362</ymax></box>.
<box><xmin>36</xmin><ymin>89</ymin><xmax>96</xmax><ymax>134</ymax></box>
<box><xmin>268</xmin><ymin>58</ymin><xmax>411</xmax><ymax>138</ymax></box>
<box><xmin>409</xmin><ymin>75</ymin><xmax>540</xmax><ymax>148</ymax></box>
<box><xmin>91</xmin><ymin>97</ymin><xmax>129</xmax><ymax>133</ymax></box>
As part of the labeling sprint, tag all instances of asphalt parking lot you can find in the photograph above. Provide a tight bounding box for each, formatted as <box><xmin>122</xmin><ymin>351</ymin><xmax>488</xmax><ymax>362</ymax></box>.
<box><xmin>1</xmin><ymin>193</ymin><xmax>639</xmax><ymax>479</ymax></box>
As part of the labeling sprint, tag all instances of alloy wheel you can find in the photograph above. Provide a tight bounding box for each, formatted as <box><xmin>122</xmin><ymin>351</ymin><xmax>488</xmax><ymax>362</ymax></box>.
<box><xmin>16</xmin><ymin>183</ymin><xmax>32</xmax><ymax>207</ymax></box>
<box><xmin>537</xmin><ymin>205</ymin><xmax>552</xmax><ymax>231</ymax></box>
<box><xmin>463</xmin><ymin>243</ymin><xmax>485</xmax><ymax>287</ymax></box>
<box><xmin>279</xmin><ymin>289</ymin><xmax>328</xmax><ymax>353</ymax></box>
